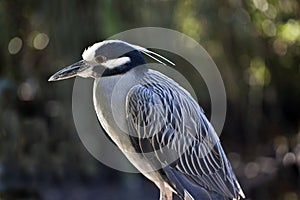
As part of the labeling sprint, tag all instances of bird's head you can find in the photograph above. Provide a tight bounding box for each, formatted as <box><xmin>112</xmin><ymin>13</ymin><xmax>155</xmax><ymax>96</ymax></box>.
<box><xmin>48</xmin><ymin>40</ymin><xmax>174</xmax><ymax>81</ymax></box>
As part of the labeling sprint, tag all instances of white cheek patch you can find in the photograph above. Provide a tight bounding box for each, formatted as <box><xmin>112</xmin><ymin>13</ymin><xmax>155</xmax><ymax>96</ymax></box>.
<box><xmin>77</xmin><ymin>57</ymin><xmax>131</xmax><ymax>78</ymax></box>
<box><xmin>102</xmin><ymin>57</ymin><xmax>131</xmax><ymax>69</ymax></box>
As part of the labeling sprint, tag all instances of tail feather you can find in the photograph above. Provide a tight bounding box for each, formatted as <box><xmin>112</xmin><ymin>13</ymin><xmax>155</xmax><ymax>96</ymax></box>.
<box><xmin>163</xmin><ymin>167</ymin><xmax>231</xmax><ymax>200</ymax></box>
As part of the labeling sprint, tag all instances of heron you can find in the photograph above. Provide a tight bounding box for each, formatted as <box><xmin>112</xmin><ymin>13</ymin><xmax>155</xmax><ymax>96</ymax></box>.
<box><xmin>49</xmin><ymin>40</ymin><xmax>245</xmax><ymax>200</ymax></box>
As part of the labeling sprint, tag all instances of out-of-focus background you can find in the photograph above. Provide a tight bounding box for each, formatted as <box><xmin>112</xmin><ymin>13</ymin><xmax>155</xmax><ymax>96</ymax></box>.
<box><xmin>0</xmin><ymin>0</ymin><xmax>299</xmax><ymax>199</ymax></box>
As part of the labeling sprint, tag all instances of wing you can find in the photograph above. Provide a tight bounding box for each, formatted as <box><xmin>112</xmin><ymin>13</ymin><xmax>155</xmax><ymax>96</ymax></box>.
<box><xmin>125</xmin><ymin>72</ymin><xmax>244</xmax><ymax>199</ymax></box>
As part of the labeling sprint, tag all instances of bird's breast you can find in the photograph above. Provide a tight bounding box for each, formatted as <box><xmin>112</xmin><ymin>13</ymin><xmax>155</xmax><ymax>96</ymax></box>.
<box><xmin>92</xmin><ymin>69</ymin><xmax>167</xmax><ymax>184</ymax></box>
<box><xmin>93</xmin><ymin>75</ymin><xmax>130</xmax><ymax>148</ymax></box>
<box><xmin>92</xmin><ymin>67</ymin><xmax>147</xmax><ymax>150</ymax></box>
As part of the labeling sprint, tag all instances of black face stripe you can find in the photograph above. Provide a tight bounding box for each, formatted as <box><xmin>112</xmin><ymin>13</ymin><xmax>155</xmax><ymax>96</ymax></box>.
<box><xmin>101</xmin><ymin>50</ymin><xmax>146</xmax><ymax>77</ymax></box>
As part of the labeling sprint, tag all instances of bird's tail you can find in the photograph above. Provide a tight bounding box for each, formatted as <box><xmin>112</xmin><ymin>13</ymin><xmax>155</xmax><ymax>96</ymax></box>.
<box><xmin>163</xmin><ymin>167</ymin><xmax>228</xmax><ymax>200</ymax></box>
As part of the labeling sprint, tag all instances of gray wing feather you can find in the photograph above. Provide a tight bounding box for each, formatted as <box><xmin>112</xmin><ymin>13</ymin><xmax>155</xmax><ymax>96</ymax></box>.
<box><xmin>126</xmin><ymin>71</ymin><xmax>244</xmax><ymax>199</ymax></box>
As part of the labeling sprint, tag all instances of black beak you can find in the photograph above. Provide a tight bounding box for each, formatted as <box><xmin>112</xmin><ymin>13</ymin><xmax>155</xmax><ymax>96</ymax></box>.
<box><xmin>48</xmin><ymin>60</ymin><xmax>89</xmax><ymax>82</ymax></box>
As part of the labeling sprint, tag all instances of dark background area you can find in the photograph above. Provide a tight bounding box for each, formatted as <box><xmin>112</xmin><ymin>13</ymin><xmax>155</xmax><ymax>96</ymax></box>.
<box><xmin>0</xmin><ymin>0</ymin><xmax>300</xmax><ymax>199</ymax></box>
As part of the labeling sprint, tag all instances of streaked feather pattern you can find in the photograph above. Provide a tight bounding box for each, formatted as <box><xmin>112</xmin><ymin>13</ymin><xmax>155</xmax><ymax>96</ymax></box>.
<box><xmin>126</xmin><ymin>69</ymin><xmax>244</xmax><ymax>200</ymax></box>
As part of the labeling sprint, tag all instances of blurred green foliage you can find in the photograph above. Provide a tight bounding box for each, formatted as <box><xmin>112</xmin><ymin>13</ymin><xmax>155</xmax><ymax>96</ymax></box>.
<box><xmin>0</xmin><ymin>0</ymin><xmax>299</xmax><ymax>199</ymax></box>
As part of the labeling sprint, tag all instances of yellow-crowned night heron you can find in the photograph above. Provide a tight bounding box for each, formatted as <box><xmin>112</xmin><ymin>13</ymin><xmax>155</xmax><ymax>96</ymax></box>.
<box><xmin>49</xmin><ymin>40</ymin><xmax>245</xmax><ymax>200</ymax></box>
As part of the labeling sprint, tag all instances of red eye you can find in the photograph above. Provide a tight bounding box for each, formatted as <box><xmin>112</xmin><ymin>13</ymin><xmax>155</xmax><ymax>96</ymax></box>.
<box><xmin>95</xmin><ymin>55</ymin><xmax>107</xmax><ymax>63</ymax></box>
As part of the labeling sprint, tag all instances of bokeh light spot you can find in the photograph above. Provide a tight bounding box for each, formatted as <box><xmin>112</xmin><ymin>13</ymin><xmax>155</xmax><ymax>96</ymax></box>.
<box><xmin>17</xmin><ymin>82</ymin><xmax>36</xmax><ymax>101</ymax></box>
<box><xmin>253</xmin><ymin>0</ymin><xmax>268</xmax><ymax>12</ymax></box>
<box><xmin>284</xmin><ymin>192</ymin><xmax>298</xmax><ymax>200</ymax></box>
<box><xmin>174</xmin><ymin>0</ymin><xmax>202</xmax><ymax>41</ymax></box>
<box><xmin>282</xmin><ymin>152</ymin><xmax>296</xmax><ymax>166</ymax></box>
<box><xmin>258</xmin><ymin>157</ymin><xmax>277</xmax><ymax>174</ymax></box>
<box><xmin>263</xmin><ymin>4</ymin><xmax>277</xmax><ymax>19</ymax></box>
<box><xmin>244</xmin><ymin>162</ymin><xmax>260</xmax><ymax>179</ymax></box>
<box><xmin>273</xmin><ymin>39</ymin><xmax>288</xmax><ymax>56</ymax></box>
<box><xmin>279</xmin><ymin>0</ymin><xmax>298</xmax><ymax>14</ymax></box>
<box><xmin>274</xmin><ymin>135</ymin><xmax>288</xmax><ymax>149</ymax></box>
<box><xmin>262</xmin><ymin>19</ymin><xmax>276</xmax><ymax>37</ymax></box>
<box><xmin>279</xmin><ymin>20</ymin><xmax>300</xmax><ymax>42</ymax></box>
<box><xmin>274</xmin><ymin>135</ymin><xmax>289</xmax><ymax>160</ymax></box>
<box><xmin>33</xmin><ymin>33</ymin><xmax>49</xmax><ymax>50</ymax></box>
<box><xmin>8</xmin><ymin>37</ymin><xmax>23</xmax><ymax>54</ymax></box>
<box><xmin>247</xmin><ymin>57</ymin><xmax>271</xmax><ymax>86</ymax></box>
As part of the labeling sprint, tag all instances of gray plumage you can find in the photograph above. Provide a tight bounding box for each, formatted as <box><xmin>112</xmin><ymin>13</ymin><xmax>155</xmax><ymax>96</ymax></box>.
<box><xmin>49</xmin><ymin>40</ymin><xmax>245</xmax><ymax>200</ymax></box>
<box><xmin>126</xmin><ymin>70</ymin><xmax>242</xmax><ymax>199</ymax></box>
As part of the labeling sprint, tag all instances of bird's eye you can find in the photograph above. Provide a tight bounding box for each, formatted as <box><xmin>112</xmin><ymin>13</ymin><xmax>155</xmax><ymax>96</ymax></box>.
<box><xmin>95</xmin><ymin>55</ymin><xmax>107</xmax><ymax>63</ymax></box>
